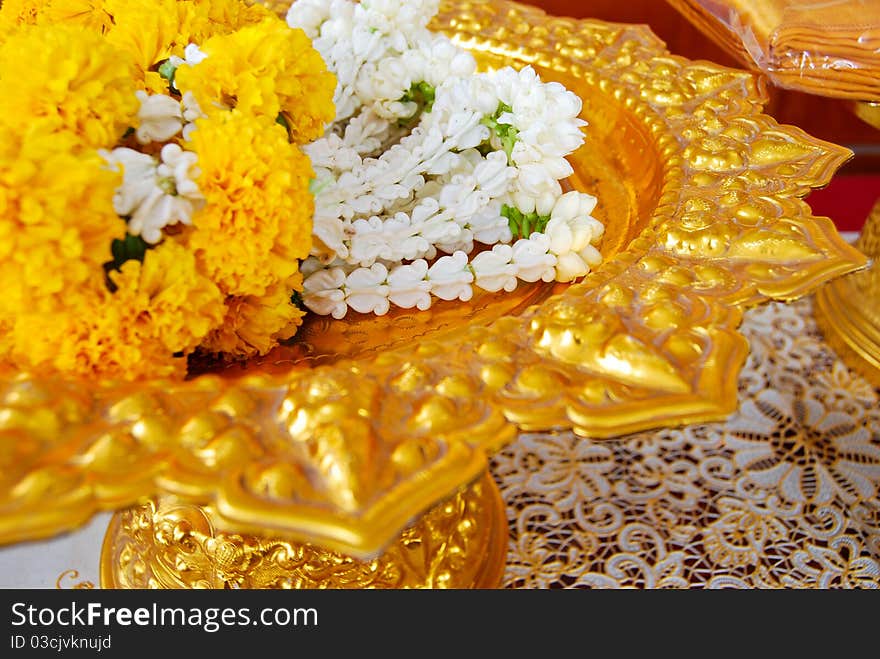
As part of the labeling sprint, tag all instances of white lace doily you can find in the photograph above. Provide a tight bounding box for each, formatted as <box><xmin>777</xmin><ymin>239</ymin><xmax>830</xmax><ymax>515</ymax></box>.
<box><xmin>492</xmin><ymin>296</ymin><xmax>880</xmax><ymax>588</ymax></box>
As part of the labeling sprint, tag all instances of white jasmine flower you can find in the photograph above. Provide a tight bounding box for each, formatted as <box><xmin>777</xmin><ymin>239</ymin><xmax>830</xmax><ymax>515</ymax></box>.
<box><xmin>286</xmin><ymin>0</ymin><xmax>334</xmax><ymax>38</ymax></box>
<box><xmin>545</xmin><ymin>215</ymin><xmax>600</xmax><ymax>269</ymax></box>
<box><xmin>294</xmin><ymin>0</ymin><xmax>606</xmax><ymax>316</ymax></box>
<box><xmin>471</xmin><ymin>245</ymin><xmax>518</xmax><ymax>293</ymax></box>
<box><xmin>549</xmin><ymin>190</ymin><xmax>585</xmax><ymax>221</ymax></box>
<box><xmin>345</xmin><ymin>264</ymin><xmax>391</xmax><ymax>315</ymax></box>
<box><xmin>169</xmin><ymin>43</ymin><xmax>208</xmax><ymax>76</ymax></box>
<box><xmin>578</xmin><ymin>243</ymin><xmax>603</xmax><ymax>267</ymax></box>
<box><xmin>515</xmin><ymin>163</ymin><xmax>564</xmax><ymax>198</ymax></box>
<box><xmin>511</xmin><ymin>235</ymin><xmax>557</xmax><ymax>283</ymax></box>
<box><xmin>426</xmin><ymin>252</ymin><xmax>473</xmax><ymax>301</ymax></box>
<box><xmin>469</xmin><ymin>206</ymin><xmax>512</xmax><ymax>246</ymax></box>
<box><xmin>305</xmin><ymin>133</ymin><xmax>363</xmax><ymax>171</ymax></box>
<box><xmin>180</xmin><ymin>91</ymin><xmax>205</xmax><ymax>141</ymax></box>
<box><xmin>134</xmin><ymin>92</ymin><xmax>183</xmax><ymax>144</ymax></box>
<box><xmin>312</xmin><ymin>212</ymin><xmax>349</xmax><ymax>262</ymax></box>
<box><xmin>535</xmin><ymin>190</ymin><xmax>559</xmax><ymax>217</ymax></box>
<box><xmin>342</xmin><ymin>107</ymin><xmax>396</xmax><ymax>157</ymax></box>
<box><xmin>101</xmin><ymin>144</ymin><xmax>204</xmax><ymax>244</ymax></box>
<box><xmin>555</xmin><ymin>252</ymin><xmax>591</xmax><ymax>282</ymax></box>
<box><xmin>544</xmin><ymin>192</ymin><xmax>604</xmax><ymax>255</ymax></box>
<box><xmin>103</xmin><ymin>148</ymin><xmax>156</xmax><ymax>214</ymax></box>
<box><xmin>303</xmin><ymin>268</ymin><xmax>349</xmax><ymax>319</ymax></box>
<box><xmin>300</xmin><ymin>257</ymin><xmax>326</xmax><ymax>278</ymax></box>
<box><xmin>183</xmin><ymin>43</ymin><xmax>208</xmax><ymax>65</ymax></box>
<box><xmin>387</xmin><ymin>260</ymin><xmax>432</xmax><ymax>310</ymax></box>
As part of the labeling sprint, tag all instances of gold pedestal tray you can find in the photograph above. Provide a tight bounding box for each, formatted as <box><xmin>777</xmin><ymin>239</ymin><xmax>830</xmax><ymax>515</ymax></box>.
<box><xmin>100</xmin><ymin>472</ymin><xmax>506</xmax><ymax>589</ymax></box>
<box><xmin>815</xmin><ymin>200</ymin><xmax>880</xmax><ymax>386</ymax></box>
<box><xmin>0</xmin><ymin>0</ymin><xmax>868</xmax><ymax>588</ymax></box>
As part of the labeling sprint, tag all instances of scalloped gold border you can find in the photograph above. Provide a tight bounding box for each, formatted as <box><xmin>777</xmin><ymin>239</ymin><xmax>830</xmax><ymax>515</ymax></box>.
<box><xmin>0</xmin><ymin>0</ymin><xmax>867</xmax><ymax>558</ymax></box>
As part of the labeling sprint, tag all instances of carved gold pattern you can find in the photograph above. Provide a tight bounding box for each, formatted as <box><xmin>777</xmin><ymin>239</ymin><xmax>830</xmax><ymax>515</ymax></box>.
<box><xmin>0</xmin><ymin>0</ymin><xmax>867</xmax><ymax>560</ymax></box>
<box><xmin>100</xmin><ymin>473</ymin><xmax>506</xmax><ymax>589</ymax></box>
<box><xmin>815</xmin><ymin>200</ymin><xmax>880</xmax><ymax>386</ymax></box>
<box><xmin>55</xmin><ymin>569</ymin><xmax>95</xmax><ymax>590</ymax></box>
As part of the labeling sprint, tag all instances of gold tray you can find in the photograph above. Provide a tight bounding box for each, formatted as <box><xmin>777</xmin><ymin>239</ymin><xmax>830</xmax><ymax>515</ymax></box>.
<box><xmin>0</xmin><ymin>0</ymin><xmax>866</xmax><ymax>560</ymax></box>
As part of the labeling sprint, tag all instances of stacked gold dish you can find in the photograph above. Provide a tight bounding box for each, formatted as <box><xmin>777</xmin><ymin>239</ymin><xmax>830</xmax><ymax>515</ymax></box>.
<box><xmin>0</xmin><ymin>0</ymin><xmax>867</xmax><ymax>589</ymax></box>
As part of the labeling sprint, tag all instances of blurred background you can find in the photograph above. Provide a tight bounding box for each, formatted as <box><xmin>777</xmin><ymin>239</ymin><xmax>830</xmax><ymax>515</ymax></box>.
<box><xmin>520</xmin><ymin>0</ymin><xmax>880</xmax><ymax>233</ymax></box>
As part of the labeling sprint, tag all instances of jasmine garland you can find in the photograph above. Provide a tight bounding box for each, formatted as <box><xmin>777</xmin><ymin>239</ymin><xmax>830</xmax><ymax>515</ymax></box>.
<box><xmin>288</xmin><ymin>0</ymin><xmax>606</xmax><ymax>318</ymax></box>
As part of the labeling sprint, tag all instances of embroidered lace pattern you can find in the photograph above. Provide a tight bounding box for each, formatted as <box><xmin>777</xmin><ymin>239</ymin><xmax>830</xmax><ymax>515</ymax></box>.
<box><xmin>491</xmin><ymin>297</ymin><xmax>880</xmax><ymax>588</ymax></box>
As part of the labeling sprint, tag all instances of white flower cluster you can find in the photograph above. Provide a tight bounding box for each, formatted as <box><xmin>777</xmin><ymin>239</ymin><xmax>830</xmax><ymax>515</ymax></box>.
<box><xmin>302</xmin><ymin>191</ymin><xmax>604</xmax><ymax>317</ymax></box>
<box><xmin>101</xmin><ymin>143</ymin><xmax>204</xmax><ymax>244</ymax></box>
<box><xmin>101</xmin><ymin>45</ymin><xmax>208</xmax><ymax>244</ymax></box>
<box><xmin>289</xmin><ymin>0</ymin><xmax>606</xmax><ymax>318</ymax></box>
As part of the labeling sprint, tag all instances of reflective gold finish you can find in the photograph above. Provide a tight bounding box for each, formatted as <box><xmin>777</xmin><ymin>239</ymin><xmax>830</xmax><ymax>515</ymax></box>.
<box><xmin>0</xmin><ymin>0</ymin><xmax>866</xmax><ymax>559</ymax></box>
<box><xmin>815</xmin><ymin>200</ymin><xmax>880</xmax><ymax>387</ymax></box>
<box><xmin>100</xmin><ymin>473</ymin><xmax>506</xmax><ymax>589</ymax></box>
<box><xmin>853</xmin><ymin>101</ymin><xmax>880</xmax><ymax>131</ymax></box>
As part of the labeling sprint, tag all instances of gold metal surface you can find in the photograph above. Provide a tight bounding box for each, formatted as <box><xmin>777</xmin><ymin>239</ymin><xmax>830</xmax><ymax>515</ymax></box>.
<box><xmin>0</xmin><ymin>0</ymin><xmax>867</xmax><ymax>559</ymax></box>
<box><xmin>853</xmin><ymin>101</ymin><xmax>880</xmax><ymax>131</ymax></box>
<box><xmin>100</xmin><ymin>472</ymin><xmax>506</xmax><ymax>589</ymax></box>
<box><xmin>815</xmin><ymin>200</ymin><xmax>880</xmax><ymax>387</ymax></box>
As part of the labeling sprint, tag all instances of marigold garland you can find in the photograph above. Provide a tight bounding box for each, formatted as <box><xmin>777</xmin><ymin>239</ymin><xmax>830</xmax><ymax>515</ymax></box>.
<box><xmin>0</xmin><ymin>0</ymin><xmax>335</xmax><ymax>380</ymax></box>
<box><xmin>0</xmin><ymin>0</ymin><xmax>604</xmax><ymax>380</ymax></box>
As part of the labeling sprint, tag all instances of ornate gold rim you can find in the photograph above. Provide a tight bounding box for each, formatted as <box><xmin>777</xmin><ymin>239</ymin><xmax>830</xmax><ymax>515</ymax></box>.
<box><xmin>815</xmin><ymin>199</ymin><xmax>880</xmax><ymax>387</ymax></box>
<box><xmin>0</xmin><ymin>0</ymin><xmax>866</xmax><ymax>559</ymax></box>
<box><xmin>99</xmin><ymin>472</ymin><xmax>508</xmax><ymax>589</ymax></box>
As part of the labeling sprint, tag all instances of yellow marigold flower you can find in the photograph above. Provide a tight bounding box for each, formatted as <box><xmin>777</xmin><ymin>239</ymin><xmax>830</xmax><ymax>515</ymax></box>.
<box><xmin>186</xmin><ymin>0</ymin><xmax>272</xmax><ymax>41</ymax></box>
<box><xmin>109</xmin><ymin>239</ymin><xmax>227</xmax><ymax>356</ymax></box>
<box><xmin>7</xmin><ymin>284</ymin><xmax>188</xmax><ymax>381</ymax></box>
<box><xmin>6</xmin><ymin>240</ymin><xmax>227</xmax><ymax>381</ymax></box>
<box><xmin>143</xmin><ymin>70</ymin><xmax>172</xmax><ymax>96</ymax></box>
<box><xmin>0</xmin><ymin>0</ymin><xmax>112</xmax><ymax>32</ymax></box>
<box><xmin>0</xmin><ymin>23</ymin><xmax>138</xmax><ymax>149</ymax></box>
<box><xmin>0</xmin><ymin>0</ymin><xmax>44</xmax><ymax>36</ymax></box>
<box><xmin>101</xmin><ymin>0</ymin><xmax>190</xmax><ymax>75</ymax></box>
<box><xmin>0</xmin><ymin>317</ymin><xmax>13</xmax><ymax>367</ymax></box>
<box><xmin>98</xmin><ymin>0</ymin><xmax>270</xmax><ymax>83</ymax></box>
<box><xmin>0</xmin><ymin>129</ymin><xmax>125</xmax><ymax>317</ymax></box>
<box><xmin>41</xmin><ymin>0</ymin><xmax>113</xmax><ymax>32</ymax></box>
<box><xmin>183</xmin><ymin>112</ymin><xmax>314</xmax><ymax>298</ymax></box>
<box><xmin>174</xmin><ymin>16</ymin><xmax>335</xmax><ymax>142</ymax></box>
<box><xmin>201</xmin><ymin>271</ymin><xmax>306</xmax><ymax>358</ymax></box>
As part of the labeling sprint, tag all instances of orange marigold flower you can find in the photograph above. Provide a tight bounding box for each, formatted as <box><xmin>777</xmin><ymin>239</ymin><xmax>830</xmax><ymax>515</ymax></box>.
<box><xmin>8</xmin><ymin>285</ymin><xmax>188</xmax><ymax>380</ymax></box>
<box><xmin>41</xmin><ymin>0</ymin><xmax>113</xmax><ymax>32</ymax></box>
<box><xmin>185</xmin><ymin>0</ymin><xmax>272</xmax><ymax>41</ymax></box>
<box><xmin>0</xmin><ymin>0</ymin><xmax>45</xmax><ymax>37</ymax></box>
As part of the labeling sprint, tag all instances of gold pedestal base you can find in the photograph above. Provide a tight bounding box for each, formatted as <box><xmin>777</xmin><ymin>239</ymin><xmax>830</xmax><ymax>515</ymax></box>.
<box><xmin>815</xmin><ymin>200</ymin><xmax>880</xmax><ymax>387</ymax></box>
<box><xmin>100</xmin><ymin>472</ymin><xmax>507</xmax><ymax>589</ymax></box>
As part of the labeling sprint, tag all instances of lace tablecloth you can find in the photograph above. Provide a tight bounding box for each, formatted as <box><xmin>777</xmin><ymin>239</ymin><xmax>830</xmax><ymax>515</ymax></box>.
<box><xmin>493</xmin><ymin>296</ymin><xmax>880</xmax><ymax>588</ymax></box>
<box><xmin>1</xmin><ymin>296</ymin><xmax>878</xmax><ymax>589</ymax></box>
